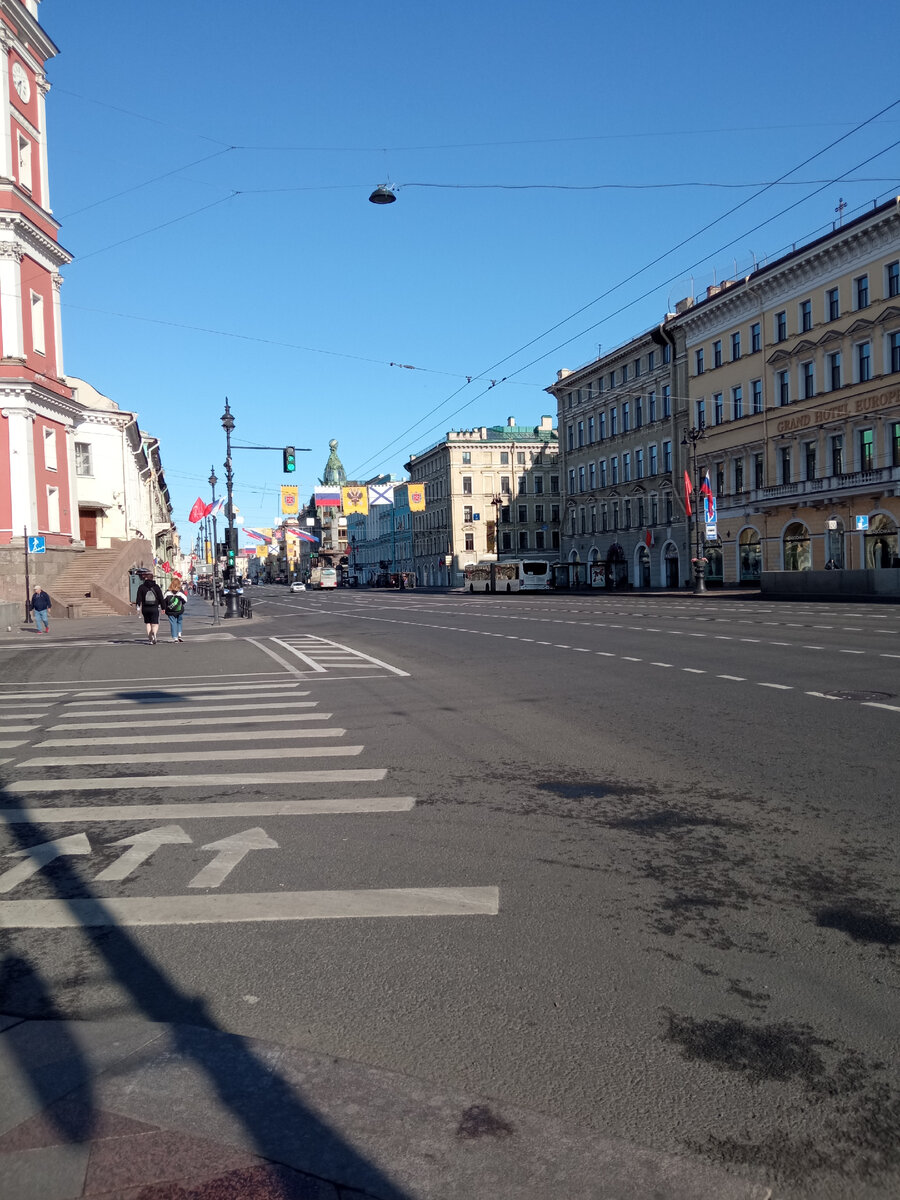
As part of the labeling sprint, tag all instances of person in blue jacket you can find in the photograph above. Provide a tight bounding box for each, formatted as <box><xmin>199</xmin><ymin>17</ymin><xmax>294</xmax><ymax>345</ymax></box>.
<box><xmin>30</xmin><ymin>585</ymin><xmax>51</xmax><ymax>633</ymax></box>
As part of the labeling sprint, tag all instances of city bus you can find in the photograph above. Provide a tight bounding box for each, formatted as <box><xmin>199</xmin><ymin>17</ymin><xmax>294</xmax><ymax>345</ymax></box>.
<box><xmin>310</xmin><ymin>566</ymin><xmax>337</xmax><ymax>589</ymax></box>
<box><xmin>464</xmin><ymin>559</ymin><xmax>552</xmax><ymax>593</ymax></box>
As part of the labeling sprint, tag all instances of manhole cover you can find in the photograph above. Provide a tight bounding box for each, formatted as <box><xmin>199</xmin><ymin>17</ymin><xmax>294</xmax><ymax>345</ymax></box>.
<box><xmin>824</xmin><ymin>690</ymin><xmax>895</xmax><ymax>702</ymax></box>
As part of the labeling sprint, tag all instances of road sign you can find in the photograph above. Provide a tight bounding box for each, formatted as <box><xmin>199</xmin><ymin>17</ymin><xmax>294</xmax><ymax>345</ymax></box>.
<box><xmin>855</xmin><ymin>515</ymin><xmax>869</xmax><ymax>531</ymax></box>
<box><xmin>28</xmin><ymin>536</ymin><xmax>45</xmax><ymax>554</ymax></box>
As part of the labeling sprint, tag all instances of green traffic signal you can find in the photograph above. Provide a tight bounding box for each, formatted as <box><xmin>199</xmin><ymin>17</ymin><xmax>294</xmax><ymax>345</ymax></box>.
<box><xmin>283</xmin><ymin>446</ymin><xmax>296</xmax><ymax>473</ymax></box>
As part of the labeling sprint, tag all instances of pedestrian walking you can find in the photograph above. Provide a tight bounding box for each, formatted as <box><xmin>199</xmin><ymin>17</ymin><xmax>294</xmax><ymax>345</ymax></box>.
<box><xmin>135</xmin><ymin>571</ymin><xmax>164</xmax><ymax>644</ymax></box>
<box><xmin>29</xmin><ymin>585</ymin><xmax>51</xmax><ymax>633</ymax></box>
<box><xmin>163</xmin><ymin>579</ymin><xmax>188</xmax><ymax>642</ymax></box>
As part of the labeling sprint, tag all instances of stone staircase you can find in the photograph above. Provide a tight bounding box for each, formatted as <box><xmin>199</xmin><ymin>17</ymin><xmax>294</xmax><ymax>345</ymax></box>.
<box><xmin>49</xmin><ymin>539</ymin><xmax>153</xmax><ymax>619</ymax></box>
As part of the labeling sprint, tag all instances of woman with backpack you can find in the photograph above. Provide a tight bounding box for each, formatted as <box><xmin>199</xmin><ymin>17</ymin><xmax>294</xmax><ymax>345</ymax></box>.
<box><xmin>163</xmin><ymin>579</ymin><xmax>188</xmax><ymax>642</ymax></box>
<box><xmin>135</xmin><ymin>571</ymin><xmax>165</xmax><ymax>644</ymax></box>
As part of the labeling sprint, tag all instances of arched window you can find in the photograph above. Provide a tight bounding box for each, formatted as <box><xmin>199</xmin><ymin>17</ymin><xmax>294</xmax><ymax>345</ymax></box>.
<box><xmin>739</xmin><ymin>528</ymin><xmax>761</xmax><ymax>580</ymax></box>
<box><xmin>864</xmin><ymin>513</ymin><xmax>899</xmax><ymax>568</ymax></box>
<box><xmin>825</xmin><ymin>517</ymin><xmax>844</xmax><ymax>568</ymax></box>
<box><xmin>783</xmin><ymin>522</ymin><xmax>811</xmax><ymax>571</ymax></box>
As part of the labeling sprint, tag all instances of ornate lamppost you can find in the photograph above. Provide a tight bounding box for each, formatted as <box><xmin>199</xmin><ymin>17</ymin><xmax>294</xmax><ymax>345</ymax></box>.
<box><xmin>208</xmin><ymin>467</ymin><xmax>221</xmax><ymax>623</ymax></box>
<box><xmin>221</xmin><ymin>399</ymin><xmax>239</xmax><ymax>618</ymax></box>
<box><xmin>681</xmin><ymin>423</ymin><xmax>707</xmax><ymax>594</ymax></box>
<box><xmin>491</xmin><ymin>493</ymin><xmax>503</xmax><ymax>561</ymax></box>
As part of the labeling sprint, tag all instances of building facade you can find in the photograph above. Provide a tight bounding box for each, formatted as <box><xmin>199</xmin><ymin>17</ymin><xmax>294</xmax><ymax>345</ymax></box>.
<box><xmin>674</xmin><ymin>197</ymin><xmax>900</xmax><ymax>584</ymax></box>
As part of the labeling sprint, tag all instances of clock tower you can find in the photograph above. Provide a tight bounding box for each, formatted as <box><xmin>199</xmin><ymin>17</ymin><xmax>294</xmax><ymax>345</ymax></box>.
<box><xmin>0</xmin><ymin>0</ymin><xmax>77</xmax><ymax>549</ymax></box>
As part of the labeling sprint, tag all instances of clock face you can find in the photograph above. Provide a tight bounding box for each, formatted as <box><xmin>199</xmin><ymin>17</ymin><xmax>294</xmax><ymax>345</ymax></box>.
<box><xmin>12</xmin><ymin>63</ymin><xmax>30</xmax><ymax>103</ymax></box>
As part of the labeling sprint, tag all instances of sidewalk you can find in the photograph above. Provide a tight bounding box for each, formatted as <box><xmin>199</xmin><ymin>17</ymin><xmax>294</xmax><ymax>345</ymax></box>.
<box><xmin>0</xmin><ymin>1013</ymin><xmax>774</xmax><ymax>1200</ymax></box>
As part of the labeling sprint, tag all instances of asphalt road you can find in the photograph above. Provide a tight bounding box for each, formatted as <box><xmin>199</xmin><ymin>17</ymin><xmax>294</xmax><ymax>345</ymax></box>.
<box><xmin>1</xmin><ymin>588</ymin><xmax>898</xmax><ymax>1199</ymax></box>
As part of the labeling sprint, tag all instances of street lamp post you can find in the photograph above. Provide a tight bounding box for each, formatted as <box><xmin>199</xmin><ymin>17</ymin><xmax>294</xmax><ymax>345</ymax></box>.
<box><xmin>208</xmin><ymin>467</ymin><xmax>221</xmax><ymax>624</ymax></box>
<box><xmin>221</xmin><ymin>399</ymin><xmax>239</xmax><ymax>619</ymax></box>
<box><xmin>681</xmin><ymin>423</ymin><xmax>707</xmax><ymax>595</ymax></box>
<box><xmin>491</xmin><ymin>493</ymin><xmax>503</xmax><ymax>561</ymax></box>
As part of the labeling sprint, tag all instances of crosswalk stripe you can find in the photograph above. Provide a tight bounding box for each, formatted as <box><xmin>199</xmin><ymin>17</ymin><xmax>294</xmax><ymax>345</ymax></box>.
<box><xmin>0</xmin><ymin>797</ymin><xmax>417</xmax><ymax>822</ymax></box>
<box><xmin>6</xmin><ymin>768</ymin><xmax>388</xmax><ymax>793</ymax></box>
<box><xmin>53</xmin><ymin>709</ymin><xmax>322</xmax><ymax>731</ymax></box>
<box><xmin>37</xmin><ymin>727</ymin><xmax>343</xmax><ymax>748</ymax></box>
<box><xmin>72</xmin><ymin>682</ymin><xmax>304</xmax><ymax>699</ymax></box>
<box><xmin>63</xmin><ymin>690</ymin><xmax>306</xmax><ymax>708</ymax></box>
<box><xmin>17</xmin><ymin>745</ymin><xmax>364</xmax><ymax>768</ymax></box>
<box><xmin>0</xmin><ymin>740</ymin><xmax>28</xmax><ymax>749</ymax></box>
<box><xmin>55</xmin><ymin>699</ymin><xmax>316</xmax><ymax>720</ymax></box>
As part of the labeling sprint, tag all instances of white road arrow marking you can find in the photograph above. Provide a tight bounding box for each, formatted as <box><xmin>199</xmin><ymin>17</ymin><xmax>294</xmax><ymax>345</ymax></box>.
<box><xmin>0</xmin><ymin>833</ymin><xmax>91</xmax><ymax>894</ymax></box>
<box><xmin>188</xmin><ymin>827</ymin><xmax>278</xmax><ymax>889</ymax></box>
<box><xmin>94</xmin><ymin>825</ymin><xmax>193</xmax><ymax>882</ymax></box>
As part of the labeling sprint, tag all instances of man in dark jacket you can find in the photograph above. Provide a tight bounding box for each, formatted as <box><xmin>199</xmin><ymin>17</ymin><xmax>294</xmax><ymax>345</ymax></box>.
<box><xmin>30</xmin><ymin>585</ymin><xmax>51</xmax><ymax>633</ymax></box>
<box><xmin>135</xmin><ymin>572</ymin><xmax>165</xmax><ymax>644</ymax></box>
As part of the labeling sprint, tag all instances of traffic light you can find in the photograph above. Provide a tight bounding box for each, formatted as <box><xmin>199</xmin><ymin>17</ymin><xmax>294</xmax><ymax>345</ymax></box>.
<box><xmin>225</xmin><ymin>527</ymin><xmax>238</xmax><ymax>570</ymax></box>
<box><xmin>283</xmin><ymin>446</ymin><xmax>296</xmax><ymax>473</ymax></box>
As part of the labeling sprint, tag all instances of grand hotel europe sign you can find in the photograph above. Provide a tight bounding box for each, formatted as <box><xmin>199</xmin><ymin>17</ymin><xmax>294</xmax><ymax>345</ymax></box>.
<box><xmin>775</xmin><ymin>384</ymin><xmax>900</xmax><ymax>435</ymax></box>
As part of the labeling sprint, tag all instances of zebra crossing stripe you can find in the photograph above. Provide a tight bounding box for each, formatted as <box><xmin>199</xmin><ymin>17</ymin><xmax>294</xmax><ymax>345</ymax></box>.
<box><xmin>5</xmin><ymin>768</ymin><xmax>388</xmax><ymax>793</ymax></box>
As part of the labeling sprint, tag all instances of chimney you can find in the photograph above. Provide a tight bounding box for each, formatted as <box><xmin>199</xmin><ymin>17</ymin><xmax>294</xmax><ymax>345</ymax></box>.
<box><xmin>507</xmin><ymin>417</ymin><xmax>516</xmax><ymax>427</ymax></box>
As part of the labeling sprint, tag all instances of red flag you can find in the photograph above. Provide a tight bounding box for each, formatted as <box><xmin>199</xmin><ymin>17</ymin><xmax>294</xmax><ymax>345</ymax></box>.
<box><xmin>700</xmin><ymin>471</ymin><xmax>714</xmax><ymax>521</ymax></box>
<box><xmin>188</xmin><ymin>497</ymin><xmax>206</xmax><ymax>523</ymax></box>
<box><xmin>162</xmin><ymin>561</ymin><xmax>171</xmax><ymax>573</ymax></box>
<box><xmin>683</xmin><ymin>471</ymin><xmax>693</xmax><ymax>516</ymax></box>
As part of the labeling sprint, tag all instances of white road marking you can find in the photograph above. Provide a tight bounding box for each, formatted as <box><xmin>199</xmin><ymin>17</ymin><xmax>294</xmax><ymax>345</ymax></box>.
<box><xmin>862</xmin><ymin>701</ymin><xmax>900</xmax><ymax>712</ymax></box>
<box><xmin>0</xmin><ymin>886</ymin><xmax>501</xmax><ymax>927</ymax></box>
<box><xmin>73</xmin><ymin>682</ymin><xmax>303</xmax><ymax>699</ymax></box>
<box><xmin>0</xmin><ymin>833</ymin><xmax>91</xmax><ymax>894</ymax></box>
<box><xmin>0</xmin><ymin>797</ymin><xmax>417</xmax><ymax>823</ymax></box>
<box><xmin>1</xmin><ymin>726</ymin><xmax>37</xmax><ymax>733</ymax></box>
<box><xmin>838</xmin><ymin>650</ymin><xmax>864</xmax><ymax>655</ymax></box>
<box><xmin>0</xmin><ymin>740</ymin><xmax>27</xmax><ymax>749</ymax></box>
<box><xmin>651</xmin><ymin>662</ymin><xmax>672</xmax><ymax>668</ymax></box>
<box><xmin>622</xmin><ymin>656</ymin><xmax>642</xmax><ymax>662</ymax></box>
<box><xmin>188</xmin><ymin>828</ymin><xmax>279</xmax><ymax>888</ymax></box>
<box><xmin>717</xmin><ymin>675</ymin><xmax>745</xmax><ymax>681</ymax></box>
<box><xmin>38</xmin><ymin>727</ymin><xmax>343</xmax><ymax>748</ymax></box>
<box><xmin>805</xmin><ymin>691</ymin><xmax>841</xmax><ymax>700</ymax></box>
<box><xmin>6</xmin><ymin>768</ymin><xmax>387</xmax><ymax>794</ymax></box>
<box><xmin>63</xmin><ymin>691</ymin><xmax>305</xmax><ymax>708</ymax></box>
<box><xmin>94</xmin><ymin>826</ymin><xmax>193</xmax><ymax>881</ymax></box>
<box><xmin>53</xmin><ymin>709</ymin><xmax>321</xmax><ymax>731</ymax></box>
<box><xmin>758</xmin><ymin>683</ymin><xmax>793</xmax><ymax>690</ymax></box>
<box><xmin>18</xmin><ymin>745</ymin><xmax>364</xmax><ymax>768</ymax></box>
<box><xmin>682</xmin><ymin>668</ymin><xmax>705</xmax><ymax>674</ymax></box>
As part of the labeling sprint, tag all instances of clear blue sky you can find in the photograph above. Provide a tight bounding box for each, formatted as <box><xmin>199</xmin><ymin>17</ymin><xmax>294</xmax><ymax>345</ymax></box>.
<box><xmin>43</xmin><ymin>0</ymin><xmax>900</xmax><ymax>538</ymax></box>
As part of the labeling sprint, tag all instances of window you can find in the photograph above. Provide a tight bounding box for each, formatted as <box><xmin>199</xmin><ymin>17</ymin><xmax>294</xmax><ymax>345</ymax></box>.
<box><xmin>517</xmin><ymin>475</ymin><xmax>526</xmax><ymax>495</ymax></box>
<box><xmin>462</xmin><ymin>475</ymin><xmax>473</xmax><ymax>495</ymax></box>
<box><xmin>535</xmin><ymin>529</ymin><xmax>545</xmax><ymax>549</ymax></box>
<box><xmin>518</xmin><ymin>530</ymin><xmax>529</xmax><ymax>550</ymax></box>
<box><xmin>17</xmin><ymin>133</ymin><xmax>31</xmax><ymax>191</ymax></box>
<box><xmin>754</xmin><ymin>453</ymin><xmax>764</xmax><ymax>488</ymax></box>
<box><xmin>609</xmin><ymin>370</ymin><xmax>616</xmax><ymax>388</ymax></box>
<box><xmin>800</xmin><ymin>299</ymin><xmax>812</xmax><ymax>332</ymax></box>
<box><xmin>859</xmin><ymin>428</ymin><xmax>874</xmax><ymax>472</ymax></box>
<box><xmin>599</xmin><ymin>459</ymin><xmax>607</xmax><ymax>487</ymax></box>
<box><xmin>633</xmin><ymin>357</ymin><xmax>641</xmax><ymax>377</ymax></box>
<box><xmin>31</xmin><ymin>291</ymin><xmax>45</xmax><ymax>354</ymax></box>
<box><xmin>588</xmin><ymin>462</ymin><xmax>596</xmax><ymax>489</ymax></box>
<box><xmin>635</xmin><ymin>396</ymin><xmax>643</xmax><ymax>428</ymax></box>
<box><xmin>611</xmin><ymin>456</ymin><xmax>619</xmax><ymax>484</ymax></box>
<box><xmin>612</xmin><ymin>501</ymin><xmax>619</xmax><ymax>530</ymax></box>
<box><xmin>622</xmin><ymin>402</ymin><xmax>630</xmax><ymax>432</ymax></box>
<box><xmin>601</xmin><ymin>504</ymin><xmax>608</xmax><ymax>531</ymax></box>
<box><xmin>463</xmin><ymin>505</ymin><xmax>473</xmax><ymax>522</ymax></box>
<box><xmin>621</xmin><ymin>364</ymin><xmax>628</xmax><ymax>383</ymax></box>
<box><xmin>43</xmin><ymin>427</ymin><xmax>57</xmax><ymax>470</ymax></box>
<box><xmin>502</xmin><ymin>531</ymin><xmax>512</xmax><ymax>551</ymax></box>
<box><xmin>635</xmin><ymin>448</ymin><xmax>644</xmax><ymax>479</ymax></box>
<box><xmin>648</xmin><ymin>391</ymin><xmax>656</xmax><ymax>422</ymax></box>
<box><xmin>696</xmin><ymin>399</ymin><xmax>706</xmax><ymax>427</ymax></box>
<box><xmin>891</xmin><ymin>331</ymin><xmax>900</xmax><ymax>374</ymax></box>
<box><xmin>713</xmin><ymin>339</ymin><xmax>722</xmax><ymax>367</ymax></box>
<box><xmin>893</xmin><ymin>422</ymin><xmax>900</xmax><ymax>467</ymax></box>
<box><xmin>651</xmin><ymin>495</ymin><xmax>658</xmax><ymax>525</ymax></box>
<box><xmin>610</xmin><ymin>407</ymin><xmax>618</xmax><ymax>436</ymax></box>
<box><xmin>827</xmin><ymin>287</ymin><xmax>840</xmax><ymax>320</ymax></box>
<box><xmin>74</xmin><ymin>442</ymin><xmax>93</xmax><ymax>476</ymax></box>
<box><xmin>751</xmin><ymin>322</ymin><xmax>761</xmax><ymax>353</ymax></box>
<box><xmin>587</xmin><ymin>415</ymin><xmax>595</xmax><ymax>443</ymax></box>
<box><xmin>568</xmin><ymin>469</ymin><xmax>576</xmax><ymax>494</ymax></box>
<box><xmin>623</xmin><ymin>452</ymin><xmax>631</xmax><ymax>482</ymax></box>
<box><xmin>832</xmin><ymin>434</ymin><xmax>844</xmax><ymax>476</ymax></box>
<box><xmin>565</xmin><ymin>393</ymin><xmax>573</xmax><ymax>409</ymax></box>
<box><xmin>46</xmin><ymin>485</ymin><xmax>60</xmax><ymax>532</ymax></box>
<box><xmin>828</xmin><ymin>351</ymin><xmax>842</xmax><ymax>390</ymax></box>
<box><xmin>534</xmin><ymin>475</ymin><xmax>544</xmax><ymax>494</ymax></box>
<box><xmin>500</xmin><ymin>474</ymin><xmax>511</xmax><ymax>493</ymax></box>
<box><xmin>517</xmin><ymin>451</ymin><xmax>526</xmax><ymax>465</ymax></box>
<box><xmin>778</xmin><ymin>369</ymin><xmax>790</xmax><ymax>406</ymax></box>
<box><xmin>637</xmin><ymin>498</ymin><xmax>645</xmax><ymax>526</ymax></box>
<box><xmin>500</xmin><ymin>451</ymin><xmax>509</xmax><ymax>465</ymax></box>
<box><xmin>780</xmin><ymin>446</ymin><xmax>791</xmax><ymax>485</ymax></box>
<box><xmin>734</xmin><ymin>458</ymin><xmax>744</xmax><ymax>492</ymax></box>
<box><xmin>648</xmin><ymin>350</ymin><xmax>656</xmax><ymax>370</ymax></box>
<box><xmin>461</xmin><ymin>451</ymin><xmax>471</xmax><ymax>464</ymax></box>
<box><xmin>805</xmin><ymin>442</ymin><xmax>816</xmax><ymax>481</ymax></box>
<box><xmin>695</xmin><ymin>348</ymin><xmax>705</xmax><ymax>375</ymax></box>
<box><xmin>662</xmin><ymin>439</ymin><xmax>672</xmax><ymax>471</ymax></box>
<box><xmin>623</xmin><ymin>499</ymin><xmax>632</xmax><ymax>529</ymax></box>
<box><xmin>663</xmin><ymin>343</ymin><xmax>671</xmax><ymax>364</ymax></box>
<box><xmin>888</xmin><ymin>261</ymin><xmax>900</xmax><ymax>299</ymax></box>
<box><xmin>649</xmin><ymin>444</ymin><xmax>658</xmax><ymax>476</ymax></box>
<box><xmin>855</xmin><ymin>274</ymin><xmax>869</xmax><ymax>309</ymax></box>
<box><xmin>665</xmin><ymin>493</ymin><xmax>673</xmax><ymax>524</ymax></box>
<box><xmin>662</xmin><ymin>386</ymin><xmax>671</xmax><ymax>417</ymax></box>
<box><xmin>518</xmin><ymin>503</ymin><xmax>528</xmax><ymax>523</ymax></box>
<box><xmin>731</xmin><ymin>331</ymin><xmax>741</xmax><ymax>360</ymax></box>
<box><xmin>551</xmin><ymin>503</ymin><xmax>560</xmax><ymax>521</ymax></box>
<box><xmin>714</xmin><ymin>393</ymin><xmax>724</xmax><ymax>424</ymax></box>
<box><xmin>751</xmin><ymin>379</ymin><xmax>763</xmax><ymax>413</ymax></box>
<box><xmin>566</xmin><ymin>425</ymin><xmax>574</xmax><ymax>451</ymax></box>
<box><xmin>465</xmin><ymin>532</ymin><xmax>474</xmax><ymax>551</ymax></box>
<box><xmin>550</xmin><ymin>474</ymin><xmax>559</xmax><ymax>493</ymax></box>
<box><xmin>856</xmin><ymin>341</ymin><xmax>872</xmax><ymax>383</ymax></box>
<box><xmin>577</xmin><ymin>420</ymin><xmax>584</xmax><ymax>447</ymax></box>
<box><xmin>577</xmin><ymin>466</ymin><xmax>585</xmax><ymax>493</ymax></box>
<box><xmin>775</xmin><ymin>310</ymin><xmax>787</xmax><ymax>341</ymax></box>
<box><xmin>801</xmin><ymin>360</ymin><xmax>815</xmax><ymax>399</ymax></box>
<box><xmin>715</xmin><ymin>465</ymin><xmax>724</xmax><ymax>496</ymax></box>
<box><xmin>579</xmin><ymin>508</ymin><xmax>586</xmax><ymax>534</ymax></box>
<box><xmin>732</xmin><ymin>386</ymin><xmax>743</xmax><ymax>420</ymax></box>
<box><xmin>599</xmin><ymin>412</ymin><xmax>607</xmax><ymax>440</ymax></box>
<box><xmin>535</xmin><ymin>503</ymin><xmax>544</xmax><ymax>522</ymax></box>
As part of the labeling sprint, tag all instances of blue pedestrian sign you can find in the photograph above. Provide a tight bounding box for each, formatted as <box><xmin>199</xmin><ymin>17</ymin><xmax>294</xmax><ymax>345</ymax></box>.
<box><xmin>28</xmin><ymin>536</ymin><xmax>46</xmax><ymax>554</ymax></box>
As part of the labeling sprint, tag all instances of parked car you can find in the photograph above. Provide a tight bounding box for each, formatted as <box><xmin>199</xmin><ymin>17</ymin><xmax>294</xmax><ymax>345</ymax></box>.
<box><xmin>289</xmin><ymin>581</ymin><xmax>306</xmax><ymax>593</ymax></box>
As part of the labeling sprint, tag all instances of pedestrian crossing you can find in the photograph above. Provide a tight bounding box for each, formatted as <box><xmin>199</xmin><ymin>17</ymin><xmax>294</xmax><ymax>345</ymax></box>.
<box><xmin>268</xmin><ymin>634</ymin><xmax>410</xmax><ymax>676</ymax></box>
<box><xmin>0</xmin><ymin>676</ymin><xmax>497</xmax><ymax>927</ymax></box>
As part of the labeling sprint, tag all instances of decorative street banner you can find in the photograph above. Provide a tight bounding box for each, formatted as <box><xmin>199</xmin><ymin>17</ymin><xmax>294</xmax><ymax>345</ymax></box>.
<box><xmin>342</xmin><ymin>485</ymin><xmax>368</xmax><ymax>515</ymax></box>
<box><xmin>407</xmin><ymin>483</ymin><xmax>426</xmax><ymax>512</ymax></box>
<box><xmin>280</xmin><ymin>486</ymin><xmax>299</xmax><ymax>514</ymax></box>
<box><xmin>368</xmin><ymin>482</ymin><xmax>394</xmax><ymax>506</ymax></box>
<box><xmin>314</xmin><ymin>486</ymin><xmax>341</xmax><ymax>508</ymax></box>
<box><xmin>705</xmin><ymin>495</ymin><xmax>718</xmax><ymax>539</ymax></box>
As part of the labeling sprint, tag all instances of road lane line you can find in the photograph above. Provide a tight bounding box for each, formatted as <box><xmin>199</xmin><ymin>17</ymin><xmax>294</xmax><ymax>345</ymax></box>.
<box><xmin>717</xmin><ymin>675</ymin><xmax>745</xmax><ymax>681</ymax></box>
<box><xmin>0</xmin><ymin>797</ymin><xmax>418</xmax><ymax>823</ymax></box>
<box><xmin>862</xmin><ymin>701</ymin><xmax>900</xmax><ymax>713</ymax></box>
<box><xmin>5</xmin><ymin>769</ymin><xmax>388</xmax><ymax>793</ymax></box>
<box><xmin>758</xmin><ymin>683</ymin><xmax>793</xmax><ymax>690</ymax></box>
<box><xmin>0</xmin><ymin>886</ymin><xmax>501</xmax><ymax>928</ymax></box>
<box><xmin>682</xmin><ymin>668</ymin><xmax>705</xmax><ymax>674</ymax></box>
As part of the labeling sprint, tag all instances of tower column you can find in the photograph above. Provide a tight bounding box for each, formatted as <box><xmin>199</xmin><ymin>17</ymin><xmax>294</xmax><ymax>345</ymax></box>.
<box><xmin>0</xmin><ymin>28</ymin><xmax>13</xmax><ymax>180</ymax></box>
<box><xmin>0</xmin><ymin>246</ymin><xmax>24</xmax><ymax>358</ymax></box>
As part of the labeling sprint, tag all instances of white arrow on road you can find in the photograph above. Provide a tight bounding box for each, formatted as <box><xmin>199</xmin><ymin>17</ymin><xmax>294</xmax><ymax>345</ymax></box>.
<box><xmin>94</xmin><ymin>825</ymin><xmax>193</xmax><ymax>882</ymax></box>
<box><xmin>0</xmin><ymin>832</ymin><xmax>91</xmax><ymax>894</ymax></box>
<box><xmin>188</xmin><ymin>827</ymin><xmax>278</xmax><ymax>889</ymax></box>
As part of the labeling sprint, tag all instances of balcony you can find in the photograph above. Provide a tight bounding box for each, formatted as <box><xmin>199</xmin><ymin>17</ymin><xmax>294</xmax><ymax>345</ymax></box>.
<box><xmin>720</xmin><ymin>466</ymin><xmax>896</xmax><ymax>512</ymax></box>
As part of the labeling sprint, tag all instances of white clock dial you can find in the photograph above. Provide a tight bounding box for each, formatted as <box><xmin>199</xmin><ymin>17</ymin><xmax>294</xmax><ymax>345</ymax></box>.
<box><xmin>12</xmin><ymin>63</ymin><xmax>30</xmax><ymax>103</ymax></box>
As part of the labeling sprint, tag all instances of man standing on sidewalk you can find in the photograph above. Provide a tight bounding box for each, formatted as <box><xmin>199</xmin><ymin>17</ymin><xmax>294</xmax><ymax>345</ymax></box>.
<box><xmin>29</xmin><ymin>584</ymin><xmax>51</xmax><ymax>633</ymax></box>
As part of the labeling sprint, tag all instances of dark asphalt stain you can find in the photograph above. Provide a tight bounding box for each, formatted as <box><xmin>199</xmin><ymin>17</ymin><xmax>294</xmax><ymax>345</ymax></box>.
<box><xmin>665</xmin><ymin>1012</ymin><xmax>836</xmax><ymax>1085</ymax></box>
<box><xmin>816</xmin><ymin>904</ymin><xmax>900</xmax><ymax>946</ymax></box>
<box><xmin>606</xmin><ymin>809</ymin><xmax>742</xmax><ymax>834</ymax></box>
<box><xmin>455</xmin><ymin>1104</ymin><xmax>515</xmax><ymax>1140</ymax></box>
<box><xmin>660</xmin><ymin>894</ymin><xmax>726</xmax><ymax>911</ymax></box>
<box><xmin>823</xmin><ymin>689</ymin><xmax>895</xmax><ymax>702</ymax></box>
<box><xmin>535</xmin><ymin>781</ymin><xmax>613</xmax><ymax>800</ymax></box>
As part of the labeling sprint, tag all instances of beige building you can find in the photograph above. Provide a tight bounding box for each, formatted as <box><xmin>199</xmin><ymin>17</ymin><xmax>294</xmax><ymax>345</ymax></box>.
<box><xmin>405</xmin><ymin>417</ymin><xmax>559</xmax><ymax>587</ymax></box>
<box><xmin>674</xmin><ymin>197</ymin><xmax>900</xmax><ymax>584</ymax></box>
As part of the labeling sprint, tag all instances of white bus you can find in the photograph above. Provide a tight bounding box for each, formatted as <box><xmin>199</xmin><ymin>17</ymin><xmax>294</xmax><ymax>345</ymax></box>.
<box><xmin>310</xmin><ymin>566</ymin><xmax>338</xmax><ymax>589</ymax></box>
<box><xmin>464</xmin><ymin>560</ymin><xmax>552</xmax><ymax>593</ymax></box>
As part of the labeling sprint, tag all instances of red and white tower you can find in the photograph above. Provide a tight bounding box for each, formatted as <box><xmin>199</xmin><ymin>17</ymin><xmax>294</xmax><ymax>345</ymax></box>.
<box><xmin>0</xmin><ymin>0</ymin><xmax>76</xmax><ymax>548</ymax></box>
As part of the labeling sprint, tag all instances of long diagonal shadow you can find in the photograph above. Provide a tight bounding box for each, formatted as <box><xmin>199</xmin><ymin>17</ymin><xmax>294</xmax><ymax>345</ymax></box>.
<box><xmin>0</xmin><ymin>784</ymin><xmax>414</xmax><ymax>1199</ymax></box>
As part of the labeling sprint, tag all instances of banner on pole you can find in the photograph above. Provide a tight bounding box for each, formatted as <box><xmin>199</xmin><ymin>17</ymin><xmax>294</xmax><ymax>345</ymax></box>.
<box><xmin>342</xmin><ymin>485</ymin><xmax>368</xmax><ymax>514</ymax></box>
<box><xmin>281</xmin><ymin>486</ymin><xmax>299</xmax><ymax>514</ymax></box>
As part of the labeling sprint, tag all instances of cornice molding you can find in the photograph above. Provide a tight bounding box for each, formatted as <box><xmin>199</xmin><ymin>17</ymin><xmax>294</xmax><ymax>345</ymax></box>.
<box><xmin>0</xmin><ymin>212</ymin><xmax>70</xmax><ymax>268</ymax></box>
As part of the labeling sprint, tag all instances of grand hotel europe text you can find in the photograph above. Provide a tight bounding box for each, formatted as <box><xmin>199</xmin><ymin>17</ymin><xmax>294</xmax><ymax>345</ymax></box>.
<box><xmin>547</xmin><ymin>196</ymin><xmax>900</xmax><ymax>588</ymax></box>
